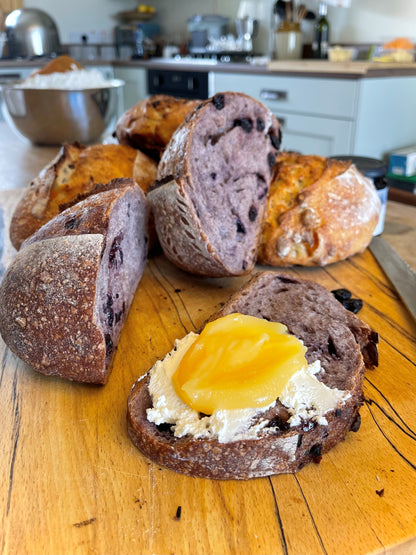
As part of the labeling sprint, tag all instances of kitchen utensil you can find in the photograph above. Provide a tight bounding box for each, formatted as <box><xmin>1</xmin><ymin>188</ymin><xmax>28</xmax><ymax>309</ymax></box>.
<box><xmin>275</xmin><ymin>21</ymin><xmax>302</xmax><ymax>59</ymax></box>
<box><xmin>1</xmin><ymin>80</ymin><xmax>124</xmax><ymax>145</ymax></box>
<box><xmin>369</xmin><ymin>236</ymin><xmax>416</xmax><ymax>321</ymax></box>
<box><xmin>235</xmin><ymin>17</ymin><xmax>258</xmax><ymax>52</ymax></box>
<box><xmin>4</xmin><ymin>8</ymin><xmax>61</xmax><ymax>58</ymax></box>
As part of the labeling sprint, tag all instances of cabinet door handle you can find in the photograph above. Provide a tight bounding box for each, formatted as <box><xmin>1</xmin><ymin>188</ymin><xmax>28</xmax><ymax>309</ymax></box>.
<box><xmin>260</xmin><ymin>89</ymin><xmax>287</xmax><ymax>101</ymax></box>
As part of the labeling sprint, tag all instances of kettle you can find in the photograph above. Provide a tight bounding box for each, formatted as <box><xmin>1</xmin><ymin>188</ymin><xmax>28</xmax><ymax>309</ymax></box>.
<box><xmin>5</xmin><ymin>8</ymin><xmax>61</xmax><ymax>58</ymax></box>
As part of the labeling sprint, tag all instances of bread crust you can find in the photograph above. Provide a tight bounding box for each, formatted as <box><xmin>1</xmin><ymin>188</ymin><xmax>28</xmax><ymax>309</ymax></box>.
<box><xmin>115</xmin><ymin>94</ymin><xmax>201</xmax><ymax>159</ymax></box>
<box><xmin>9</xmin><ymin>143</ymin><xmax>156</xmax><ymax>250</ymax></box>
<box><xmin>127</xmin><ymin>272</ymin><xmax>378</xmax><ymax>479</ymax></box>
<box><xmin>148</xmin><ymin>92</ymin><xmax>281</xmax><ymax>277</ymax></box>
<box><xmin>258</xmin><ymin>152</ymin><xmax>381</xmax><ymax>266</ymax></box>
<box><xmin>0</xmin><ymin>235</ymin><xmax>108</xmax><ymax>382</ymax></box>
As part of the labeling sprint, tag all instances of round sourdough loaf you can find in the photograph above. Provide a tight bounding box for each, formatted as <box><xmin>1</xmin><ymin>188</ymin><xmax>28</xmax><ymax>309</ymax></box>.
<box><xmin>258</xmin><ymin>151</ymin><xmax>381</xmax><ymax>266</ymax></box>
<box><xmin>9</xmin><ymin>142</ymin><xmax>156</xmax><ymax>250</ymax></box>
<box><xmin>127</xmin><ymin>272</ymin><xmax>378</xmax><ymax>480</ymax></box>
<box><xmin>0</xmin><ymin>183</ymin><xmax>148</xmax><ymax>383</ymax></box>
<box><xmin>148</xmin><ymin>92</ymin><xmax>281</xmax><ymax>277</ymax></box>
<box><xmin>115</xmin><ymin>94</ymin><xmax>201</xmax><ymax>160</ymax></box>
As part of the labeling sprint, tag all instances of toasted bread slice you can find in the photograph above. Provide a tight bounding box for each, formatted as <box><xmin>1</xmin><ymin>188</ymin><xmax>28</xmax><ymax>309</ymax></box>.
<box><xmin>127</xmin><ymin>272</ymin><xmax>378</xmax><ymax>480</ymax></box>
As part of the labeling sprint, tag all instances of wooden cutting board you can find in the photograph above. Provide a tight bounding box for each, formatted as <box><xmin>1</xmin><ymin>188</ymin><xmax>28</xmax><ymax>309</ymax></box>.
<box><xmin>0</xmin><ymin>204</ymin><xmax>415</xmax><ymax>555</ymax></box>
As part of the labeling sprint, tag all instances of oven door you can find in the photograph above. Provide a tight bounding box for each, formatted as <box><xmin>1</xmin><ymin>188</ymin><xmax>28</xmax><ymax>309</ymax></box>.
<box><xmin>147</xmin><ymin>69</ymin><xmax>208</xmax><ymax>99</ymax></box>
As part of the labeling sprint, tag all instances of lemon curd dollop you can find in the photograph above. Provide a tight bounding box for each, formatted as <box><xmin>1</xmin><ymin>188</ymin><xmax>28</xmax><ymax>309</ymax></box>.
<box><xmin>171</xmin><ymin>313</ymin><xmax>308</xmax><ymax>414</ymax></box>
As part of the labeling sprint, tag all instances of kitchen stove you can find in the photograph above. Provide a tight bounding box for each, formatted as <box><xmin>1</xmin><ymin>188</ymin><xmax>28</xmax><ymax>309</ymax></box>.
<box><xmin>167</xmin><ymin>50</ymin><xmax>257</xmax><ymax>64</ymax></box>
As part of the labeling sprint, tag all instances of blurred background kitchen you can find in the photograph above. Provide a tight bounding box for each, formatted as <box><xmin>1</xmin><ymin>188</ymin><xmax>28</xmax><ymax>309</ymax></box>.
<box><xmin>0</xmin><ymin>0</ymin><xmax>415</xmax><ymax>62</ymax></box>
<box><xmin>0</xmin><ymin>0</ymin><xmax>415</xmax><ymax>202</ymax></box>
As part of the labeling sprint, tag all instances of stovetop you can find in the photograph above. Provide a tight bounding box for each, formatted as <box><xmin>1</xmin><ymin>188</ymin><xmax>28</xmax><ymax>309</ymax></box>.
<box><xmin>161</xmin><ymin>51</ymin><xmax>259</xmax><ymax>64</ymax></box>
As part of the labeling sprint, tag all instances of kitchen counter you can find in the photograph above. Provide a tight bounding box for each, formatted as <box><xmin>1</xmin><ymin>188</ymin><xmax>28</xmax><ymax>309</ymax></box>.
<box><xmin>0</xmin><ymin>122</ymin><xmax>415</xmax><ymax>555</ymax></box>
<box><xmin>1</xmin><ymin>57</ymin><xmax>416</xmax><ymax>79</ymax></box>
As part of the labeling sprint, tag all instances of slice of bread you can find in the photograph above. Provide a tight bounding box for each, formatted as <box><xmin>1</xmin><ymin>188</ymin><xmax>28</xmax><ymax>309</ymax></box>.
<box><xmin>127</xmin><ymin>272</ymin><xmax>378</xmax><ymax>480</ymax></box>
<box><xmin>148</xmin><ymin>92</ymin><xmax>281</xmax><ymax>277</ymax></box>
<box><xmin>0</xmin><ymin>182</ymin><xmax>149</xmax><ymax>384</ymax></box>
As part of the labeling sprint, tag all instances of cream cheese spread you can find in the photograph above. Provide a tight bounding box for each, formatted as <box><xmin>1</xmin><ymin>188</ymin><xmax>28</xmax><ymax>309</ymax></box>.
<box><xmin>146</xmin><ymin>332</ymin><xmax>350</xmax><ymax>443</ymax></box>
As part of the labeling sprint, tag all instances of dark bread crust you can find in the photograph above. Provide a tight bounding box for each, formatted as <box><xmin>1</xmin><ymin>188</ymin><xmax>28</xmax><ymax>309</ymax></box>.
<box><xmin>148</xmin><ymin>92</ymin><xmax>281</xmax><ymax>277</ymax></box>
<box><xmin>127</xmin><ymin>271</ymin><xmax>378</xmax><ymax>479</ymax></box>
<box><xmin>0</xmin><ymin>184</ymin><xmax>149</xmax><ymax>383</ymax></box>
<box><xmin>0</xmin><ymin>235</ymin><xmax>108</xmax><ymax>382</ymax></box>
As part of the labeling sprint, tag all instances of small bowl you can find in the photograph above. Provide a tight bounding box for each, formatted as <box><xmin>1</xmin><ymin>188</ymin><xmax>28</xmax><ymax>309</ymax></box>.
<box><xmin>327</xmin><ymin>46</ymin><xmax>357</xmax><ymax>62</ymax></box>
<box><xmin>1</xmin><ymin>79</ymin><xmax>124</xmax><ymax>145</ymax></box>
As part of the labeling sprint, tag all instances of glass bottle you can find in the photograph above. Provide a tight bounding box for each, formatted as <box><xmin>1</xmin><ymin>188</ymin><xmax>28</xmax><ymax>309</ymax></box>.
<box><xmin>312</xmin><ymin>2</ymin><xmax>330</xmax><ymax>59</ymax></box>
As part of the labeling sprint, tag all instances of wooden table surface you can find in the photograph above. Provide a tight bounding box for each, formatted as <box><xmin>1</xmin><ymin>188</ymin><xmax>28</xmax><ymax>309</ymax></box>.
<box><xmin>0</xmin><ymin>131</ymin><xmax>415</xmax><ymax>555</ymax></box>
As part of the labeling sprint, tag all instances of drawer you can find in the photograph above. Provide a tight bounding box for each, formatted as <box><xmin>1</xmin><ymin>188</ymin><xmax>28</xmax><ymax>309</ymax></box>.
<box><xmin>275</xmin><ymin>111</ymin><xmax>354</xmax><ymax>156</ymax></box>
<box><xmin>211</xmin><ymin>72</ymin><xmax>358</xmax><ymax>119</ymax></box>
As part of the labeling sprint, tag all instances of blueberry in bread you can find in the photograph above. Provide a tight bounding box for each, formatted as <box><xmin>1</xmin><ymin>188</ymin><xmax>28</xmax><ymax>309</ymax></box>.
<box><xmin>0</xmin><ymin>182</ymin><xmax>148</xmax><ymax>383</ymax></box>
<box><xmin>127</xmin><ymin>272</ymin><xmax>378</xmax><ymax>480</ymax></box>
<box><xmin>258</xmin><ymin>151</ymin><xmax>381</xmax><ymax>266</ymax></box>
<box><xmin>115</xmin><ymin>94</ymin><xmax>201</xmax><ymax>160</ymax></box>
<box><xmin>9</xmin><ymin>142</ymin><xmax>156</xmax><ymax>250</ymax></box>
<box><xmin>148</xmin><ymin>92</ymin><xmax>281</xmax><ymax>277</ymax></box>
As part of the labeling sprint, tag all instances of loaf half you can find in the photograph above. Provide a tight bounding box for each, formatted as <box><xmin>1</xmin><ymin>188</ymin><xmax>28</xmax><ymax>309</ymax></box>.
<box><xmin>148</xmin><ymin>92</ymin><xmax>281</xmax><ymax>277</ymax></box>
<box><xmin>9</xmin><ymin>142</ymin><xmax>156</xmax><ymax>250</ymax></box>
<box><xmin>115</xmin><ymin>94</ymin><xmax>201</xmax><ymax>160</ymax></box>
<box><xmin>0</xmin><ymin>183</ymin><xmax>148</xmax><ymax>383</ymax></box>
<box><xmin>127</xmin><ymin>271</ymin><xmax>378</xmax><ymax>480</ymax></box>
<box><xmin>258</xmin><ymin>152</ymin><xmax>381</xmax><ymax>266</ymax></box>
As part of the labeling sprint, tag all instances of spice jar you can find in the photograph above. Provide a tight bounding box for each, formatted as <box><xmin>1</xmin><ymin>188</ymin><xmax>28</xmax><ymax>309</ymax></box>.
<box><xmin>275</xmin><ymin>21</ymin><xmax>303</xmax><ymax>60</ymax></box>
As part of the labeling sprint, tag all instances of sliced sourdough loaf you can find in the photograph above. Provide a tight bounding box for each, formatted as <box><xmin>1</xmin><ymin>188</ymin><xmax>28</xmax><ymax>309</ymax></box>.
<box><xmin>0</xmin><ymin>182</ymin><xmax>148</xmax><ymax>383</ymax></box>
<box><xmin>127</xmin><ymin>271</ymin><xmax>378</xmax><ymax>480</ymax></box>
<box><xmin>147</xmin><ymin>92</ymin><xmax>281</xmax><ymax>277</ymax></box>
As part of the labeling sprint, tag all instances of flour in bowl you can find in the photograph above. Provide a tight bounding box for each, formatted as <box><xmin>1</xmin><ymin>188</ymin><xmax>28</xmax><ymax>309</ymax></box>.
<box><xmin>15</xmin><ymin>68</ymin><xmax>114</xmax><ymax>90</ymax></box>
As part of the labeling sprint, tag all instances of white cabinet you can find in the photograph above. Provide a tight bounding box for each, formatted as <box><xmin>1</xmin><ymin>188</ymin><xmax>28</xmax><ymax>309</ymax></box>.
<box><xmin>210</xmin><ymin>71</ymin><xmax>416</xmax><ymax>159</ymax></box>
<box><xmin>114</xmin><ymin>67</ymin><xmax>147</xmax><ymax>110</ymax></box>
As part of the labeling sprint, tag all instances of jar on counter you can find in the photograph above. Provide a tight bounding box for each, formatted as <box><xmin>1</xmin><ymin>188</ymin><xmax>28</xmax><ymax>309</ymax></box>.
<box><xmin>333</xmin><ymin>156</ymin><xmax>388</xmax><ymax>236</ymax></box>
<box><xmin>275</xmin><ymin>21</ymin><xmax>303</xmax><ymax>60</ymax></box>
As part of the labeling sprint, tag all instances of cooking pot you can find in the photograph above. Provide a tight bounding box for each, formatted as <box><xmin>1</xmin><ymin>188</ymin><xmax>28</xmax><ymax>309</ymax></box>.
<box><xmin>5</xmin><ymin>8</ymin><xmax>61</xmax><ymax>58</ymax></box>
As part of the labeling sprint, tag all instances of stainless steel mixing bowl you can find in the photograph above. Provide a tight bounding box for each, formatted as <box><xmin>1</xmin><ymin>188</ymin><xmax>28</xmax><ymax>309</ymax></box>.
<box><xmin>1</xmin><ymin>79</ymin><xmax>124</xmax><ymax>145</ymax></box>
